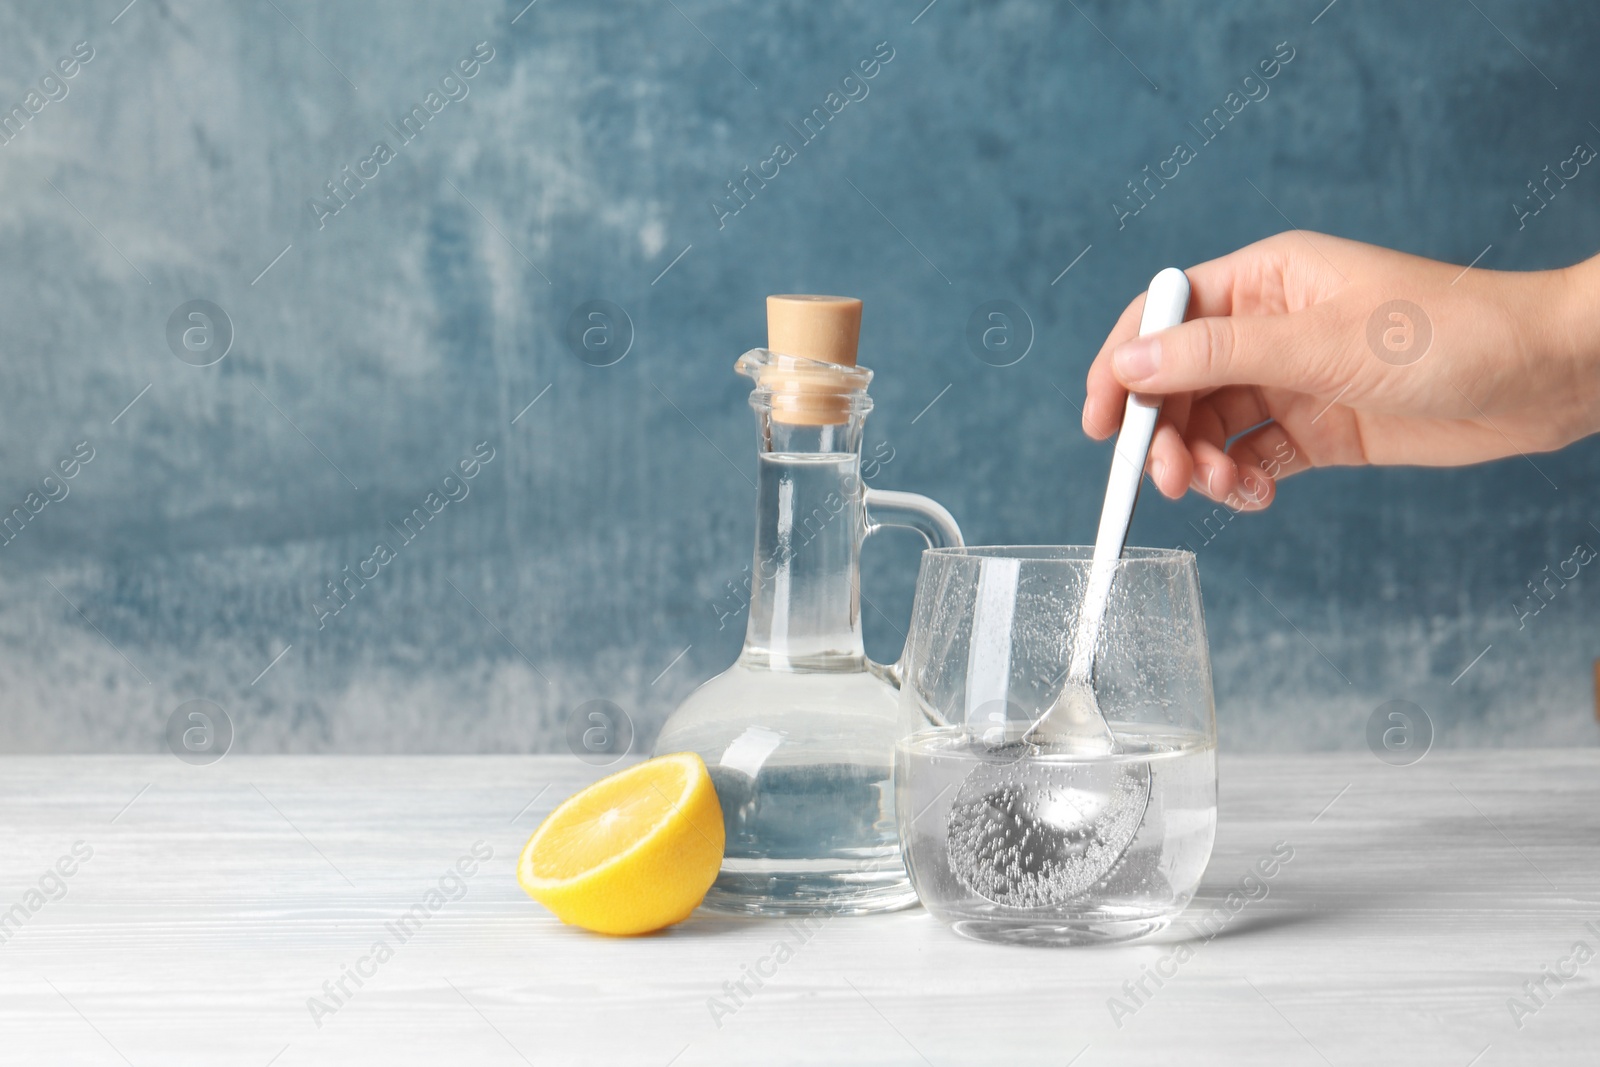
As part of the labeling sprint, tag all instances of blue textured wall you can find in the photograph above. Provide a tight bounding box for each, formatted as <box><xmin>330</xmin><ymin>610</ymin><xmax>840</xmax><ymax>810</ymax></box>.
<box><xmin>0</xmin><ymin>0</ymin><xmax>1595</xmax><ymax>754</ymax></box>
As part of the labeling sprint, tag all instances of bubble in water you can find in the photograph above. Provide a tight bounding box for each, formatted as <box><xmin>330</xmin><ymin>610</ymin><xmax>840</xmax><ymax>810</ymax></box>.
<box><xmin>946</xmin><ymin>754</ymin><xmax>1150</xmax><ymax>908</ymax></box>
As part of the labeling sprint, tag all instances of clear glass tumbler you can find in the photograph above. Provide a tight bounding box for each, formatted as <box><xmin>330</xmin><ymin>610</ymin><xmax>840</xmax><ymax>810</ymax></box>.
<box><xmin>894</xmin><ymin>546</ymin><xmax>1217</xmax><ymax>945</ymax></box>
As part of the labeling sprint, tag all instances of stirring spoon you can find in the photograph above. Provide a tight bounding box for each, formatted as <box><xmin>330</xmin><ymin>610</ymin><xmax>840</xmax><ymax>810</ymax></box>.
<box><xmin>1028</xmin><ymin>266</ymin><xmax>1191</xmax><ymax>749</ymax></box>
<box><xmin>945</xmin><ymin>268</ymin><xmax>1191</xmax><ymax>908</ymax></box>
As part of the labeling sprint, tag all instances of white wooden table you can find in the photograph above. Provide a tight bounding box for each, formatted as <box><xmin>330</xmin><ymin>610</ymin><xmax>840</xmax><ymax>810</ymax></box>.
<box><xmin>0</xmin><ymin>751</ymin><xmax>1595</xmax><ymax>1065</ymax></box>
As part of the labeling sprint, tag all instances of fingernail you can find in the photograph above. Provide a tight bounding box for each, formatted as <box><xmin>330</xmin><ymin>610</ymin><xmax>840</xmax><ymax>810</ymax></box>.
<box><xmin>1114</xmin><ymin>337</ymin><xmax>1161</xmax><ymax>382</ymax></box>
<box><xmin>1152</xmin><ymin>458</ymin><xmax>1167</xmax><ymax>486</ymax></box>
<box><xmin>1198</xmin><ymin>464</ymin><xmax>1215</xmax><ymax>495</ymax></box>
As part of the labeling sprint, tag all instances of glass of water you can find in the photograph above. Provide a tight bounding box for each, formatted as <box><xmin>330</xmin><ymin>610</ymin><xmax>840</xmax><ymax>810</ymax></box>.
<box><xmin>894</xmin><ymin>547</ymin><xmax>1217</xmax><ymax>946</ymax></box>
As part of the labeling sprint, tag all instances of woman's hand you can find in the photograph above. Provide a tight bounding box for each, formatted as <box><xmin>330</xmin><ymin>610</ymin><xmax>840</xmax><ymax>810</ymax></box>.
<box><xmin>1082</xmin><ymin>231</ymin><xmax>1599</xmax><ymax>509</ymax></box>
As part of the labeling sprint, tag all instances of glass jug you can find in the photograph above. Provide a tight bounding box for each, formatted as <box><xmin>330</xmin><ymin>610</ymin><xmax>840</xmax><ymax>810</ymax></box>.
<box><xmin>654</xmin><ymin>294</ymin><xmax>963</xmax><ymax>916</ymax></box>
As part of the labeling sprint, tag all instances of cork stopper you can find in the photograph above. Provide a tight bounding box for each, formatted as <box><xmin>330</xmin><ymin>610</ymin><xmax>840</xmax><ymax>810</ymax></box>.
<box><xmin>762</xmin><ymin>295</ymin><xmax>864</xmax><ymax>425</ymax></box>
<box><xmin>767</xmin><ymin>295</ymin><xmax>862</xmax><ymax>367</ymax></box>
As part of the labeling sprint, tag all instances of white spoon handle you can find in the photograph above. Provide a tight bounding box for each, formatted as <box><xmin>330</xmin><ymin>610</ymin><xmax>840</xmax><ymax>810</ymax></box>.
<box><xmin>1067</xmin><ymin>267</ymin><xmax>1191</xmax><ymax>682</ymax></box>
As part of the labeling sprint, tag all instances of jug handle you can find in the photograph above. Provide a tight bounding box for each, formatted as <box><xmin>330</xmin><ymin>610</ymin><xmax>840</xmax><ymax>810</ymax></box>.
<box><xmin>862</xmin><ymin>488</ymin><xmax>964</xmax><ymax>688</ymax></box>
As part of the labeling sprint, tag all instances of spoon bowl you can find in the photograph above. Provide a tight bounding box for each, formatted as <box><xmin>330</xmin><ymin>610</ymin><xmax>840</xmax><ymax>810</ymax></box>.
<box><xmin>946</xmin><ymin>736</ymin><xmax>1151</xmax><ymax>908</ymax></box>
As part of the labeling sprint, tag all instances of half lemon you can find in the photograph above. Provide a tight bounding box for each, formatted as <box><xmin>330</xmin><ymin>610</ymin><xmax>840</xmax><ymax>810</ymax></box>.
<box><xmin>517</xmin><ymin>752</ymin><xmax>725</xmax><ymax>935</ymax></box>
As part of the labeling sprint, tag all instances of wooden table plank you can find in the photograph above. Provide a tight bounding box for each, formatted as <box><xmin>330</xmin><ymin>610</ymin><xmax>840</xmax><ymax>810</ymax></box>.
<box><xmin>0</xmin><ymin>751</ymin><xmax>1594</xmax><ymax>1066</ymax></box>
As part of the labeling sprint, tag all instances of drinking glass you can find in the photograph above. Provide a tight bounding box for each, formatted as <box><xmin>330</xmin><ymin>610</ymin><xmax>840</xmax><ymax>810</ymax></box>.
<box><xmin>893</xmin><ymin>546</ymin><xmax>1217</xmax><ymax>945</ymax></box>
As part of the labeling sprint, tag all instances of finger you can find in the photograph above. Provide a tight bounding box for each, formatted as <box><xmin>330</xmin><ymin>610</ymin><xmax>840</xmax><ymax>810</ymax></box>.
<box><xmin>1230</xmin><ymin>421</ymin><xmax>1313</xmax><ymax>485</ymax></box>
<box><xmin>1083</xmin><ymin>350</ymin><xmax>1127</xmax><ymax>440</ymax></box>
<box><xmin>1146</xmin><ymin>391</ymin><xmax>1195</xmax><ymax>500</ymax></box>
<box><xmin>1147</xmin><ymin>417</ymin><xmax>1195</xmax><ymax>499</ymax></box>
<box><xmin>1086</xmin><ymin>246</ymin><xmax>1266</xmax><ymax>437</ymax></box>
<box><xmin>1088</xmin><ymin>292</ymin><xmax>1148</xmax><ymax>409</ymax></box>
<box><xmin>1091</xmin><ymin>244</ymin><xmax>1261</xmax><ymax>372</ymax></box>
<box><xmin>1110</xmin><ymin>305</ymin><xmax>1351</xmax><ymax>398</ymax></box>
<box><xmin>1183</xmin><ymin>388</ymin><xmax>1275</xmax><ymax>502</ymax></box>
<box><xmin>1179</xmin><ymin>245</ymin><xmax>1263</xmax><ymax>318</ymax></box>
<box><xmin>1192</xmin><ymin>386</ymin><xmax>1271</xmax><ymax>443</ymax></box>
<box><xmin>1180</xmin><ymin>403</ymin><xmax>1237</xmax><ymax>501</ymax></box>
<box><xmin>1085</xmin><ymin>369</ymin><xmax>1197</xmax><ymax>443</ymax></box>
<box><xmin>1188</xmin><ymin>436</ymin><xmax>1238</xmax><ymax>502</ymax></box>
<box><xmin>1219</xmin><ymin>422</ymin><xmax>1313</xmax><ymax>511</ymax></box>
<box><xmin>1225</xmin><ymin>458</ymin><xmax>1275</xmax><ymax>512</ymax></box>
<box><xmin>1084</xmin><ymin>296</ymin><xmax>1142</xmax><ymax>440</ymax></box>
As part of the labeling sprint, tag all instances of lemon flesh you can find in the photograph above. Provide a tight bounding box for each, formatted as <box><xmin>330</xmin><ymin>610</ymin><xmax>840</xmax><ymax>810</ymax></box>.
<box><xmin>518</xmin><ymin>752</ymin><xmax>725</xmax><ymax>935</ymax></box>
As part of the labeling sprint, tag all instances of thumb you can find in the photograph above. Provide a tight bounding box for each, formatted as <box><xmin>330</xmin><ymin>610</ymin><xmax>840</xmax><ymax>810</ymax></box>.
<box><xmin>1110</xmin><ymin>307</ymin><xmax>1351</xmax><ymax>396</ymax></box>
